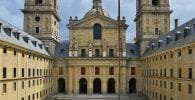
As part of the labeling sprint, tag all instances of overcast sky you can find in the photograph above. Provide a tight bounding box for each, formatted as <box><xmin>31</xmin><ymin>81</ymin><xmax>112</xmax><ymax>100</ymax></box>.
<box><xmin>0</xmin><ymin>0</ymin><xmax>195</xmax><ymax>43</ymax></box>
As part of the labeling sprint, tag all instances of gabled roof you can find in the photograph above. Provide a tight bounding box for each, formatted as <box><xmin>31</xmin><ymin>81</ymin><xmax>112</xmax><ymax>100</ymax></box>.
<box><xmin>143</xmin><ymin>18</ymin><xmax>195</xmax><ymax>57</ymax></box>
<box><xmin>0</xmin><ymin>18</ymin><xmax>50</xmax><ymax>56</ymax></box>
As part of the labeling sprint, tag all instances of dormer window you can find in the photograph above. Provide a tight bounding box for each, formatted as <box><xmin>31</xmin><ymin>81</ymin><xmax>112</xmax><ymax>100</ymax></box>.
<box><xmin>151</xmin><ymin>43</ymin><xmax>155</xmax><ymax>50</ymax></box>
<box><xmin>3</xmin><ymin>27</ymin><xmax>12</xmax><ymax>36</ymax></box>
<box><xmin>32</xmin><ymin>41</ymin><xmax>37</xmax><ymax>47</ymax></box>
<box><xmin>38</xmin><ymin>44</ymin><xmax>43</xmax><ymax>49</ymax></box>
<box><xmin>183</xmin><ymin>27</ymin><xmax>191</xmax><ymax>38</ymax></box>
<box><xmin>13</xmin><ymin>32</ymin><xmax>20</xmax><ymax>40</ymax></box>
<box><xmin>166</xmin><ymin>36</ymin><xmax>172</xmax><ymax>44</ymax></box>
<box><xmin>175</xmin><ymin>31</ymin><xmax>182</xmax><ymax>41</ymax></box>
<box><xmin>158</xmin><ymin>40</ymin><xmax>163</xmax><ymax>47</ymax></box>
<box><xmin>152</xmin><ymin>0</ymin><xmax>160</xmax><ymax>6</ymax></box>
<box><xmin>23</xmin><ymin>36</ymin><xmax>30</xmax><ymax>43</ymax></box>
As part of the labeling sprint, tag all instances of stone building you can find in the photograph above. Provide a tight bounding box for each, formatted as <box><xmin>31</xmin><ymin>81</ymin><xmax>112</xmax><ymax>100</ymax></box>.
<box><xmin>0</xmin><ymin>0</ymin><xmax>195</xmax><ymax>100</ymax></box>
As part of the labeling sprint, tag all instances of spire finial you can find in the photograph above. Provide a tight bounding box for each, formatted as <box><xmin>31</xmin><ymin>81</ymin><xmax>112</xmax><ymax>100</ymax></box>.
<box><xmin>92</xmin><ymin>0</ymin><xmax>102</xmax><ymax>9</ymax></box>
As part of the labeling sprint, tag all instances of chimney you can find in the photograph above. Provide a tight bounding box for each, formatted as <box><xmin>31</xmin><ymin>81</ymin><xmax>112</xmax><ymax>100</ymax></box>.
<box><xmin>175</xmin><ymin>19</ymin><xmax>179</xmax><ymax>29</ymax></box>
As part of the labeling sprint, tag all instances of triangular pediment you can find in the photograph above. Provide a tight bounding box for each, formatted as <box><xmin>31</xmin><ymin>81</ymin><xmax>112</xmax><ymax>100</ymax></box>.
<box><xmin>67</xmin><ymin>14</ymin><xmax>128</xmax><ymax>29</ymax></box>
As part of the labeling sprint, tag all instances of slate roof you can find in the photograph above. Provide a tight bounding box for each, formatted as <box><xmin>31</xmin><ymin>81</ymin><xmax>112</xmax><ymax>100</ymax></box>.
<box><xmin>54</xmin><ymin>40</ymin><xmax>69</xmax><ymax>58</ymax></box>
<box><xmin>0</xmin><ymin>18</ymin><xmax>50</xmax><ymax>56</ymax></box>
<box><xmin>126</xmin><ymin>43</ymin><xmax>140</xmax><ymax>59</ymax></box>
<box><xmin>143</xmin><ymin>18</ymin><xmax>195</xmax><ymax>57</ymax></box>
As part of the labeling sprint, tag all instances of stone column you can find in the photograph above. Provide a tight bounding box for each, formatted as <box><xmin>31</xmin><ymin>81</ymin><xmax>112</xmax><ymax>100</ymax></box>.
<box><xmin>88</xmin><ymin>66</ymin><xmax>93</xmax><ymax>94</ymax></box>
<box><xmin>102</xmin><ymin>66</ymin><xmax>107</xmax><ymax>94</ymax></box>
<box><xmin>68</xmin><ymin>66</ymin><xmax>73</xmax><ymax>94</ymax></box>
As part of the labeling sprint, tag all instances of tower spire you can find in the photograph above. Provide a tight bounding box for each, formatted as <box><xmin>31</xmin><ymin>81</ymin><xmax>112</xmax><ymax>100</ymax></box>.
<box><xmin>92</xmin><ymin>0</ymin><xmax>102</xmax><ymax>9</ymax></box>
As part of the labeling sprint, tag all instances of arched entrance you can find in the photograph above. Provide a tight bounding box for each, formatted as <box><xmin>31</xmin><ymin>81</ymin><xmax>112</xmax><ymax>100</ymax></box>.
<box><xmin>79</xmin><ymin>78</ymin><xmax>87</xmax><ymax>94</ymax></box>
<box><xmin>129</xmin><ymin>78</ymin><xmax>136</xmax><ymax>93</ymax></box>
<box><xmin>58</xmin><ymin>78</ymin><xmax>65</xmax><ymax>93</ymax></box>
<box><xmin>93</xmin><ymin>78</ymin><xmax>101</xmax><ymax>94</ymax></box>
<box><xmin>107</xmin><ymin>78</ymin><xmax>115</xmax><ymax>94</ymax></box>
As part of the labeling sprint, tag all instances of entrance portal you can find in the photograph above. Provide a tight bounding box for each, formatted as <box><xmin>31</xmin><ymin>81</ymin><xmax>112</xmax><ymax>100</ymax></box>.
<box><xmin>129</xmin><ymin>78</ymin><xmax>136</xmax><ymax>93</ymax></box>
<box><xmin>79</xmin><ymin>78</ymin><xmax>87</xmax><ymax>94</ymax></box>
<box><xmin>58</xmin><ymin>78</ymin><xmax>65</xmax><ymax>93</ymax></box>
<box><xmin>107</xmin><ymin>78</ymin><xmax>115</xmax><ymax>94</ymax></box>
<box><xmin>93</xmin><ymin>78</ymin><xmax>101</xmax><ymax>94</ymax></box>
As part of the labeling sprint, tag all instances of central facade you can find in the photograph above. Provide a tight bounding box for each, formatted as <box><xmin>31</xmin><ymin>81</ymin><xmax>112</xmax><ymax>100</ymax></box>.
<box><xmin>54</xmin><ymin>0</ymin><xmax>140</xmax><ymax>95</ymax></box>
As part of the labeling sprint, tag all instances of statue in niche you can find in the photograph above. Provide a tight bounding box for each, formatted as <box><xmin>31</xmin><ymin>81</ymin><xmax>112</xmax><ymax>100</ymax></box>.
<box><xmin>103</xmin><ymin>39</ymin><xmax>107</xmax><ymax>50</ymax></box>
<box><xmin>70</xmin><ymin>37</ymin><xmax>78</xmax><ymax>50</ymax></box>
<box><xmin>88</xmin><ymin>41</ymin><xmax>93</xmax><ymax>51</ymax></box>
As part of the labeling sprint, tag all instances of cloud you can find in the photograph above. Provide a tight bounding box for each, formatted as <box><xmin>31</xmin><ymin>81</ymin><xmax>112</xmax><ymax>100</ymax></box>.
<box><xmin>0</xmin><ymin>0</ymin><xmax>195</xmax><ymax>43</ymax></box>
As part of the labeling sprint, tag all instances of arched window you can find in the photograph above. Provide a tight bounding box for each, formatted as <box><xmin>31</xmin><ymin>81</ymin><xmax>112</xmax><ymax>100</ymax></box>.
<box><xmin>152</xmin><ymin>0</ymin><xmax>160</xmax><ymax>6</ymax></box>
<box><xmin>35</xmin><ymin>0</ymin><xmax>43</xmax><ymax>5</ymax></box>
<box><xmin>93</xmin><ymin>24</ymin><xmax>102</xmax><ymax>40</ymax></box>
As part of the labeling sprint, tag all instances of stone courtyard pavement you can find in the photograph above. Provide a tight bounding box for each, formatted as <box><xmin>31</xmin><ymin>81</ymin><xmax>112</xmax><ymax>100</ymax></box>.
<box><xmin>49</xmin><ymin>93</ymin><xmax>145</xmax><ymax>100</ymax></box>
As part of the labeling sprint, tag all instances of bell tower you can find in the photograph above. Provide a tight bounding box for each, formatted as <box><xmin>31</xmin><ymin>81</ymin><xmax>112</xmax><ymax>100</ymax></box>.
<box><xmin>135</xmin><ymin>0</ymin><xmax>172</xmax><ymax>55</ymax></box>
<box><xmin>22</xmin><ymin>0</ymin><xmax>60</xmax><ymax>54</ymax></box>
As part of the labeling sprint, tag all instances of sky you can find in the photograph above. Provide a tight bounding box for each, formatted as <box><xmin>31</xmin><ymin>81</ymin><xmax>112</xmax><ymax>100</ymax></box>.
<box><xmin>0</xmin><ymin>0</ymin><xmax>195</xmax><ymax>43</ymax></box>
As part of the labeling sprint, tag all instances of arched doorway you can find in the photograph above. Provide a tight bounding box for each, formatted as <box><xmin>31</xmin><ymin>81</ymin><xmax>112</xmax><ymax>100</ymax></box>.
<box><xmin>129</xmin><ymin>78</ymin><xmax>136</xmax><ymax>93</ymax></box>
<box><xmin>58</xmin><ymin>78</ymin><xmax>65</xmax><ymax>93</ymax></box>
<box><xmin>93</xmin><ymin>78</ymin><xmax>101</xmax><ymax>94</ymax></box>
<box><xmin>107</xmin><ymin>78</ymin><xmax>115</xmax><ymax>94</ymax></box>
<box><xmin>79</xmin><ymin>78</ymin><xmax>87</xmax><ymax>94</ymax></box>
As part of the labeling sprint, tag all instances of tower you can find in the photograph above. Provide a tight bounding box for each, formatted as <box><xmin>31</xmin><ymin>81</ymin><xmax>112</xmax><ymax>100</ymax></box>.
<box><xmin>135</xmin><ymin>0</ymin><xmax>172</xmax><ymax>55</ymax></box>
<box><xmin>22</xmin><ymin>0</ymin><xmax>60</xmax><ymax>54</ymax></box>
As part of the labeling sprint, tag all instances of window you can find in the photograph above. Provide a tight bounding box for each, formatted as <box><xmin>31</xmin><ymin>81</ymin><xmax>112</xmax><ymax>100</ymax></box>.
<box><xmin>33</xmin><ymin>69</ymin><xmax>35</xmax><ymax>76</ymax></box>
<box><xmin>188</xmin><ymin>84</ymin><xmax>192</xmax><ymax>94</ymax></box>
<box><xmin>60</xmin><ymin>49</ymin><xmax>64</xmax><ymax>53</ymax></box>
<box><xmin>189</xmin><ymin>68</ymin><xmax>192</xmax><ymax>79</ymax></box>
<box><xmin>170</xmin><ymin>82</ymin><xmax>173</xmax><ymax>89</ymax></box>
<box><xmin>170</xmin><ymin>69</ymin><xmax>173</xmax><ymax>77</ymax></box>
<box><xmin>22</xmin><ymin>53</ymin><xmax>25</xmax><ymax>57</ymax></box>
<box><xmin>14</xmin><ymin>49</ymin><xmax>17</xmax><ymax>55</ymax></box>
<box><xmin>164</xmin><ymin>81</ymin><xmax>166</xmax><ymax>88</ymax></box>
<box><xmin>35</xmin><ymin>16</ymin><xmax>40</xmax><ymax>22</ymax></box>
<box><xmin>35</xmin><ymin>27</ymin><xmax>39</xmax><ymax>33</ymax></box>
<box><xmin>81</xmin><ymin>49</ymin><xmax>86</xmax><ymax>57</ymax></box>
<box><xmin>188</xmin><ymin>48</ymin><xmax>192</xmax><ymax>55</ymax></box>
<box><xmin>3</xmin><ymin>67</ymin><xmax>7</xmax><ymax>78</ymax></box>
<box><xmin>22</xmin><ymin>97</ymin><xmax>24</xmax><ymax>100</ymax></box>
<box><xmin>13</xmin><ymin>68</ymin><xmax>17</xmax><ymax>78</ymax></box>
<box><xmin>152</xmin><ymin>0</ymin><xmax>160</xmax><ymax>6</ymax></box>
<box><xmin>93</xmin><ymin>24</ymin><xmax>102</xmax><ymax>40</ymax></box>
<box><xmin>28</xmin><ymin>69</ymin><xmax>31</xmax><ymax>77</ymax></box>
<box><xmin>81</xmin><ymin>67</ymin><xmax>85</xmax><ymax>75</ymax></box>
<box><xmin>22</xmin><ymin>81</ymin><xmax>24</xmax><ymax>89</ymax></box>
<box><xmin>178</xmin><ymin>51</ymin><xmax>181</xmax><ymax>56</ymax></box>
<box><xmin>54</xmin><ymin>0</ymin><xmax>57</xmax><ymax>9</ymax></box>
<box><xmin>155</xmin><ymin>28</ymin><xmax>159</xmax><ymax>35</ymax></box>
<box><xmin>3</xmin><ymin>84</ymin><xmax>7</xmax><ymax>93</ymax></box>
<box><xmin>131</xmin><ymin>67</ymin><xmax>136</xmax><ymax>75</ymax></box>
<box><xmin>28</xmin><ymin>95</ymin><xmax>31</xmax><ymax>100</ymax></box>
<box><xmin>95</xmin><ymin>67</ymin><xmax>100</xmax><ymax>75</ymax></box>
<box><xmin>164</xmin><ymin>69</ymin><xmax>166</xmax><ymax>77</ymax></box>
<box><xmin>59</xmin><ymin>67</ymin><xmax>63</xmax><ymax>75</ymax></box>
<box><xmin>179</xmin><ymin>68</ymin><xmax>182</xmax><ymax>78</ymax></box>
<box><xmin>3</xmin><ymin>47</ymin><xmax>7</xmax><ymax>53</ymax></box>
<box><xmin>13</xmin><ymin>82</ymin><xmax>17</xmax><ymax>91</ymax></box>
<box><xmin>22</xmin><ymin>68</ymin><xmax>24</xmax><ymax>77</ymax></box>
<box><xmin>109</xmin><ymin>49</ymin><xmax>114</xmax><ymax>57</ymax></box>
<box><xmin>29</xmin><ymin>80</ymin><xmax>31</xmax><ymax>87</ymax></box>
<box><xmin>109</xmin><ymin>67</ymin><xmax>114</xmax><ymax>75</ymax></box>
<box><xmin>35</xmin><ymin>0</ymin><xmax>43</xmax><ymax>5</ymax></box>
<box><xmin>178</xmin><ymin>83</ymin><xmax>181</xmax><ymax>92</ymax></box>
<box><xmin>95</xmin><ymin>49</ymin><xmax>100</xmax><ymax>57</ymax></box>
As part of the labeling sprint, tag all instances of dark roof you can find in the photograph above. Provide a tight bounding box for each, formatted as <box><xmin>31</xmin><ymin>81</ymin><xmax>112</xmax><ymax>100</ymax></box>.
<box><xmin>143</xmin><ymin>18</ymin><xmax>195</xmax><ymax>57</ymax></box>
<box><xmin>54</xmin><ymin>40</ymin><xmax>69</xmax><ymax>58</ymax></box>
<box><xmin>0</xmin><ymin>18</ymin><xmax>50</xmax><ymax>56</ymax></box>
<box><xmin>126</xmin><ymin>43</ymin><xmax>140</xmax><ymax>59</ymax></box>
